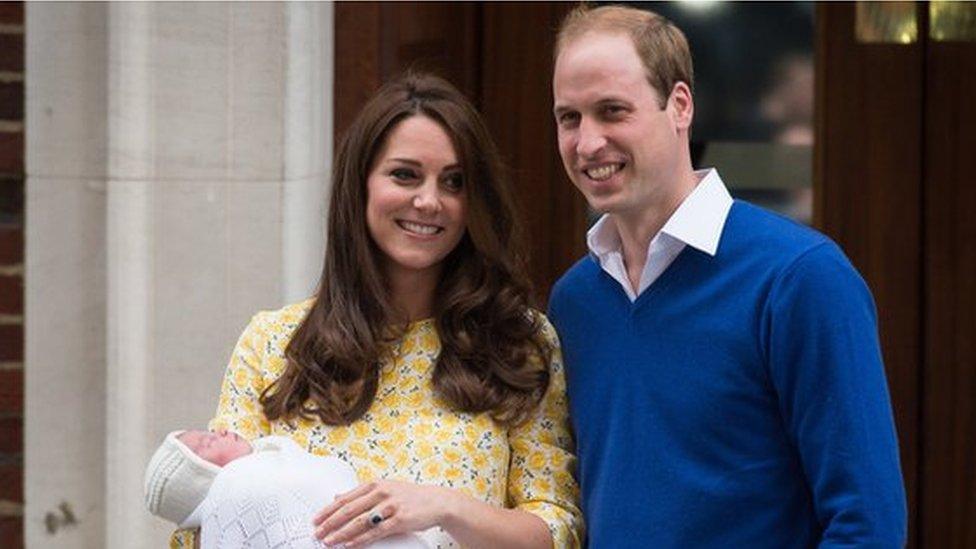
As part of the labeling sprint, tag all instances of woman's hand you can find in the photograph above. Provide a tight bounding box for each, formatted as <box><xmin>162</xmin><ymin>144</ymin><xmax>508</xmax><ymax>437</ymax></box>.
<box><xmin>313</xmin><ymin>479</ymin><xmax>455</xmax><ymax>547</ymax></box>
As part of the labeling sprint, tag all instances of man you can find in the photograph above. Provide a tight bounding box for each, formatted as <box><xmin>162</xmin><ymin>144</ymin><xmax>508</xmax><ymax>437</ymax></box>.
<box><xmin>546</xmin><ymin>5</ymin><xmax>907</xmax><ymax>547</ymax></box>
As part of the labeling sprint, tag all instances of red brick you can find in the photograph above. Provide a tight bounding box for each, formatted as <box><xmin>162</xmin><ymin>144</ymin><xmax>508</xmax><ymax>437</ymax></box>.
<box><xmin>0</xmin><ymin>35</ymin><xmax>23</xmax><ymax>73</ymax></box>
<box><xmin>0</xmin><ymin>227</ymin><xmax>20</xmax><ymax>265</ymax></box>
<box><xmin>0</xmin><ymin>326</ymin><xmax>20</xmax><ymax>362</ymax></box>
<box><xmin>0</xmin><ymin>416</ymin><xmax>20</xmax><ymax>454</ymax></box>
<box><xmin>0</xmin><ymin>276</ymin><xmax>21</xmax><ymax>315</ymax></box>
<box><xmin>0</xmin><ymin>179</ymin><xmax>23</xmax><ymax>224</ymax></box>
<box><xmin>0</xmin><ymin>463</ymin><xmax>22</xmax><ymax>502</ymax></box>
<box><xmin>0</xmin><ymin>82</ymin><xmax>23</xmax><ymax>120</ymax></box>
<box><xmin>0</xmin><ymin>133</ymin><xmax>22</xmax><ymax>174</ymax></box>
<box><xmin>0</xmin><ymin>516</ymin><xmax>23</xmax><ymax>548</ymax></box>
<box><xmin>0</xmin><ymin>3</ymin><xmax>23</xmax><ymax>25</ymax></box>
<box><xmin>0</xmin><ymin>370</ymin><xmax>21</xmax><ymax>414</ymax></box>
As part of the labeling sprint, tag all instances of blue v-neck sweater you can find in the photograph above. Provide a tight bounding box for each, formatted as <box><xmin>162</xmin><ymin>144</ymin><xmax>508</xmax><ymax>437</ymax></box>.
<box><xmin>548</xmin><ymin>202</ymin><xmax>906</xmax><ymax>548</ymax></box>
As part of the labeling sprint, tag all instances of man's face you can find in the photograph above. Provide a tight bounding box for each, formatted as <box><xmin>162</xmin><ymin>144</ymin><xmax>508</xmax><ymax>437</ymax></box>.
<box><xmin>553</xmin><ymin>32</ymin><xmax>691</xmax><ymax>217</ymax></box>
<box><xmin>178</xmin><ymin>429</ymin><xmax>252</xmax><ymax>467</ymax></box>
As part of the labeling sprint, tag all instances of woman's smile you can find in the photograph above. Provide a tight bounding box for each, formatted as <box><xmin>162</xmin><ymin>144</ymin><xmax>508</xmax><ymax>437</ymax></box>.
<box><xmin>396</xmin><ymin>219</ymin><xmax>444</xmax><ymax>237</ymax></box>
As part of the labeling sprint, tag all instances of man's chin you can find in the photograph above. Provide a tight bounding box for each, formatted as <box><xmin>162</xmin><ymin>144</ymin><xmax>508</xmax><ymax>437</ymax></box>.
<box><xmin>583</xmin><ymin>195</ymin><xmax>620</xmax><ymax>215</ymax></box>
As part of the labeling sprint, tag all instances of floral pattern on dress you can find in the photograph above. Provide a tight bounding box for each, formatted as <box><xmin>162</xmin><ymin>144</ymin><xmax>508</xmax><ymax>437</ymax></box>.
<box><xmin>171</xmin><ymin>300</ymin><xmax>583</xmax><ymax>548</ymax></box>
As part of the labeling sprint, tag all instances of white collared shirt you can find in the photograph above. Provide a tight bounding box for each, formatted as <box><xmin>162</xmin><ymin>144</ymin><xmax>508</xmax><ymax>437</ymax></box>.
<box><xmin>586</xmin><ymin>168</ymin><xmax>734</xmax><ymax>301</ymax></box>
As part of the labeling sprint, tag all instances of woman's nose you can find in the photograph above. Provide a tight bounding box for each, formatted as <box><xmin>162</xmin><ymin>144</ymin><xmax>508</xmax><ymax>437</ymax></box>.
<box><xmin>412</xmin><ymin>182</ymin><xmax>442</xmax><ymax>213</ymax></box>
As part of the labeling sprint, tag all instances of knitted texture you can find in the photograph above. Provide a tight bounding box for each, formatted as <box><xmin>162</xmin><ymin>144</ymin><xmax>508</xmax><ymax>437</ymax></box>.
<box><xmin>549</xmin><ymin>201</ymin><xmax>906</xmax><ymax>547</ymax></box>
<box><xmin>189</xmin><ymin>436</ymin><xmax>429</xmax><ymax>549</ymax></box>
<box><xmin>144</xmin><ymin>430</ymin><xmax>221</xmax><ymax>524</ymax></box>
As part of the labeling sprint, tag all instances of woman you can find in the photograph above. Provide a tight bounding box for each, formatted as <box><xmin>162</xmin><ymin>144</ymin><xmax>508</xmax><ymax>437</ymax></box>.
<box><xmin>172</xmin><ymin>73</ymin><xmax>582</xmax><ymax>548</ymax></box>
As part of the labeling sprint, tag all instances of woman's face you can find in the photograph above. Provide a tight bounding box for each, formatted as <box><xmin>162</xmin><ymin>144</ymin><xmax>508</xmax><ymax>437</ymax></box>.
<box><xmin>366</xmin><ymin>115</ymin><xmax>468</xmax><ymax>285</ymax></box>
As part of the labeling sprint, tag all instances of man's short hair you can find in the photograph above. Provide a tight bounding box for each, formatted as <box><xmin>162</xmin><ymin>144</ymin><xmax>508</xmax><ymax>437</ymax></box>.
<box><xmin>556</xmin><ymin>4</ymin><xmax>694</xmax><ymax>107</ymax></box>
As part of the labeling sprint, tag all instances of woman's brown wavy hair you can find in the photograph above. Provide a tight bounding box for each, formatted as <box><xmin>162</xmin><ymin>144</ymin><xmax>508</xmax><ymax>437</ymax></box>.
<box><xmin>259</xmin><ymin>73</ymin><xmax>550</xmax><ymax>427</ymax></box>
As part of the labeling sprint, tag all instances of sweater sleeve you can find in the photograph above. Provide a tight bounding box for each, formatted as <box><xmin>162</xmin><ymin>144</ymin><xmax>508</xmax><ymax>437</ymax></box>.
<box><xmin>765</xmin><ymin>243</ymin><xmax>907</xmax><ymax>547</ymax></box>
<box><xmin>169</xmin><ymin>312</ymin><xmax>276</xmax><ymax>547</ymax></box>
<box><xmin>506</xmin><ymin>314</ymin><xmax>584</xmax><ymax>548</ymax></box>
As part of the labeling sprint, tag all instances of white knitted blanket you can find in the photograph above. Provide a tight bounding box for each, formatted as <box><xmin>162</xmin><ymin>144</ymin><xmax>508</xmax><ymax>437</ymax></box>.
<box><xmin>182</xmin><ymin>436</ymin><xmax>430</xmax><ymax>549</ymax></box>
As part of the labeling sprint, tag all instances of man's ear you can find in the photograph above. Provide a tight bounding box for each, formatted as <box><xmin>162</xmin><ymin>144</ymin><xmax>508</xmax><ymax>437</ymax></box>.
<box><xmin>668</xmin><ymin>81</ymin><xmax>694</xmax><ymax>131</ymax></box>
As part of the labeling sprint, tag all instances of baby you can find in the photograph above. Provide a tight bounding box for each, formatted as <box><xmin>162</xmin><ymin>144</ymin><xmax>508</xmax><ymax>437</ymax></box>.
<box><xmin>144</xmin><ymin>430</ymin><xmax>428</xmax><ymax>549</ymax></box>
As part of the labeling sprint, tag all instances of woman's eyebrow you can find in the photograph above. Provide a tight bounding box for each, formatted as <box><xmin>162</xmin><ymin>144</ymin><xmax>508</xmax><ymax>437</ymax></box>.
<box><xmin>387</xmin><ymin>158</ymin><xmax>422</xmax><ymax>167</ymax></box>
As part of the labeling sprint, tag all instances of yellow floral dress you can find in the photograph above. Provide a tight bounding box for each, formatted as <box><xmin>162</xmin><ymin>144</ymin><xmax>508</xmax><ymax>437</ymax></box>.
<box><xmin>171</xmin><ymin>300</ymin><xmax>583</xmax><ymax>548</ymax></box>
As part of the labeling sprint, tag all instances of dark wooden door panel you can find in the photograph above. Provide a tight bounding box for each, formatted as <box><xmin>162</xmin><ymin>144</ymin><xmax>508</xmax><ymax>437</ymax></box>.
<box><xmin>923</xmin><ymin>38</ymin><xmax>976</xmax><ymax>549</ymax></box>
<box><xmin>480</xmin><ymin>2</ymin><xmax>586</xmax><ymax>305</ymax></box>
<box><xmin>816</xmin><ymin>5</ymin><xmax>923</xmax><ymax>545</ymax></box>
<box><xmin>334</xmin><ymin>2</ymin><xmax>479</xmax><ymax>138</ymax></box>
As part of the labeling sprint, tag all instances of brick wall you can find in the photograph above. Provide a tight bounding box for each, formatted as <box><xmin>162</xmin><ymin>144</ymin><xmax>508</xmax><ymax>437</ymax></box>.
<box><xmin>0</xmin><ymin>2</ymin><xmax>23</xmax><ymax>548</ymax></box>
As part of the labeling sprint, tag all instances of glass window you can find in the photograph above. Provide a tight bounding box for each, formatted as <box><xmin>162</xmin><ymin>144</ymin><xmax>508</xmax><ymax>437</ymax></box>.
<box><xmin>621</xmin><ymin>1</ymin><xmax>816</xmax><ymax>224</ymax></box>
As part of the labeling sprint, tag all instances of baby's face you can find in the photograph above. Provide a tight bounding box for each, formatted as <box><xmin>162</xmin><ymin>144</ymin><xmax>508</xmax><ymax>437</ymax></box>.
<box><xmin>178</xmin><ymin>430</ymin><xmax>252</xmax><ymax>467</ymax></box>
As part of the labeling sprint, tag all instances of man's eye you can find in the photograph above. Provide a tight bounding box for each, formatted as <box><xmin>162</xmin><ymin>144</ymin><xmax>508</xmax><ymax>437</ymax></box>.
<box><xmin>603</xmin><ymin>105</ymin><xmax>626</xmax><ymax>116</ymax></box>
<box><xmin>558</xmin><ymin>112</ymin><xmax>580</xmax><ymax>125</ymax></box>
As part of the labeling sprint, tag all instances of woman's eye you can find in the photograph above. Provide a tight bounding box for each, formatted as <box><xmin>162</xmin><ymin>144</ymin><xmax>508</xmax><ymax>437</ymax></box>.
<box><xmin>390</xmin><ymin>168</ymin><xmax>416</xmax><ymax>181</ymax></box>
<box><xmin>443</xmin><ymin>173</ymin><xmax>464</xmax><ymax>192</ymax></box>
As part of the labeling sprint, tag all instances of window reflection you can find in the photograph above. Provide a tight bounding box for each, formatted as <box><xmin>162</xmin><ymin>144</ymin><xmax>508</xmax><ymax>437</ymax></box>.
<box><xmin>622</xmin><ymin>1</ymin><xmax>816</xmax><ymax>224</ymax></box>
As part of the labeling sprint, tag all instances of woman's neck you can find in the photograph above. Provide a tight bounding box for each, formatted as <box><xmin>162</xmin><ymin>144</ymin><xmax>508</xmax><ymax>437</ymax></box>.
<box><xmin>384</xmin><ymin>263</ymin><xmax>441</xmax><ymax>323</ymax></box>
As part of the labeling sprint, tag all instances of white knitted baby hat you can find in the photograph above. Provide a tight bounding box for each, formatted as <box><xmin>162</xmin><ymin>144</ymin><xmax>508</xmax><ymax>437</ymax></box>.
<box><xmin>144</xmin><ymin>430</ymin><xmax>222</xmax><ymax>525</ymax></box>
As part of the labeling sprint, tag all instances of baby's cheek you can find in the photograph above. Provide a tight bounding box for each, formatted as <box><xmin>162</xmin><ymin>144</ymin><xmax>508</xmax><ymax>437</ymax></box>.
<box><xmin>214</xmin><ymin>443</ymin><xmax>251</xmax><ymax>466</ymax></box>
<box><xmin>197</xmin><ymin>447</ymin><xmax>222</xmax><ymax>465</ymax></box>
<box><xmin>230</xmin><ymin>444</ymin><xmax>252</xmax><ymax>461</ymax></box>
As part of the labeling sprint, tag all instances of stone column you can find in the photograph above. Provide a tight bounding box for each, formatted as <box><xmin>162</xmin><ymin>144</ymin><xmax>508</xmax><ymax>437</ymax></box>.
<box><xmin>25</xmin><ymin>3</ymin><xmax>333</xmax><ymax>546</ymax></box>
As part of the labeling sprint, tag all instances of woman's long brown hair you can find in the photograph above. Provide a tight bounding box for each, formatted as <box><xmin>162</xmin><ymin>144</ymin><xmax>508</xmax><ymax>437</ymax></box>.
<box><xmin>259</xmin><ymin>73</ymin><xmax>550</xmax><ymax>427</ymax></box>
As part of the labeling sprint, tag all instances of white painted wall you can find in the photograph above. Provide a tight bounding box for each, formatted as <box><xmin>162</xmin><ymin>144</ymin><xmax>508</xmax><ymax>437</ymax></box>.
<box><xmin>25</xmin><ymin>3</ymin><xmax>333</xmax><ymax>546</ymax></box>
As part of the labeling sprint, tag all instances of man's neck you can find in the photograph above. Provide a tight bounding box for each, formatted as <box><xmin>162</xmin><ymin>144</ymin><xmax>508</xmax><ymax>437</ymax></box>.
<box><xmin>613</xmin><ymin>169</ymin><xmax>701</xmax><ymax>292</ymax></box>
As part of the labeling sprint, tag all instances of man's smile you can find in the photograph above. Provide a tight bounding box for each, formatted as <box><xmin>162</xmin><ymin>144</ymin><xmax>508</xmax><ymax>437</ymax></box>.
<box><xmin>583</xmin><ymin>162</ymin><xmax>626</xmax><ymax>181</ymax></box>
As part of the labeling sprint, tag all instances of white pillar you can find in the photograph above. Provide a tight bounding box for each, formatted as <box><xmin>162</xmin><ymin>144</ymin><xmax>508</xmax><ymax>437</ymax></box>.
<box><xmin>25</xmin><ymin>2</ymin><xmax>333</xmax><ymax>546</ymax></box>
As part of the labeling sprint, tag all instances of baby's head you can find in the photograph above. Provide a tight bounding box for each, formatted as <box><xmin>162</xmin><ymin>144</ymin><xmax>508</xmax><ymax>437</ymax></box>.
<box><xmin>144</xmin><ymin>429</ymin><xmax>252</xmax><ymax>525</ymax></box>
<box><xmin>177</xmin><ymin>429</ymin><xmax>253</xmax><ymax>466</ymax></box>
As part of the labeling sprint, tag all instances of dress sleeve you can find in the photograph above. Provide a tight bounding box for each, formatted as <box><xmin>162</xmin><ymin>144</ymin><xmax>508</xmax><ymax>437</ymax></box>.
<box><xmin>507</xmin><ymin>314</ymin><xmax>584</xmax><ymax>548</ymax></box>
<box><xmin>169</xmin><ymin>529</ymin><xmax>195</xmax><ymax>549</ymax></box>
<box><xmin>207</xmin><ymin>311</ymin><xmax>274</xmax><ymax>438</ymax></box>
<box><xmin>169</xmin><ymin>312</ymin><xmax>276</xmax><ymax>547</ymax></box>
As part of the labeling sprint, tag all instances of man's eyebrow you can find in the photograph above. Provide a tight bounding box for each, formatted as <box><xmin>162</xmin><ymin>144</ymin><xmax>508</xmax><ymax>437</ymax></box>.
<box><xmin>553</xmin><ymin>104</ymin><xmax>573</xmax><ymax>116</ymax></box>
<box><xmin>595</xmin><ymin>97</ymin><xmax>631</xmax><ymax>107</ymax></box>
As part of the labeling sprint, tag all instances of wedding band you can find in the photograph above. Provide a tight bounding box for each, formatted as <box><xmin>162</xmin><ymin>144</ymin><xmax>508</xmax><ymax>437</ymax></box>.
<box><xmin>369</xmin><ymin>511</ymin><xmax>384</xmax><ymax>526</ymax></box>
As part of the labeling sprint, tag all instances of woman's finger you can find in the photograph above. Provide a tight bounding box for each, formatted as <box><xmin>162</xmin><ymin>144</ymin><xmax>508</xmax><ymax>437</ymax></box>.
<box><xmin>313</xmin><ymin>482</ymin><xmax>375</xmax><ymax>525</ymax></box>
<box><xmin>342</xmin><ymin>505</ymin><xmax>400</xmax><ymax>548</ymax></box>
<box><xmin>315</xmin><ymin>487</ymin><xmax>385</xmax><ymax>539</ymax></box>
<box><xmin>323</xmin><ymin>503</ymin><xmax>396</xmax><ymax>547</ymax></box>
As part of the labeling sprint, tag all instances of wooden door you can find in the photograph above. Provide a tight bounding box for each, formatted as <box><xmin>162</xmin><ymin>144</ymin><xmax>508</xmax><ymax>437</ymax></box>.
<box><xmin>921</xmin><ymin>4</ymin><xmax>976</xmax><ymax>546</ymax></box>
<box><xmin>819</xmin><ymin>3</ymin><xmax>976</xmax><ymax>546</ymax></box>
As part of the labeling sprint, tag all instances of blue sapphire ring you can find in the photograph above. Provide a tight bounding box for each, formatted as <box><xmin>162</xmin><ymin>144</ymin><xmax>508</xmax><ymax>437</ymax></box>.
<box><xmin>369</xmin><ymin>511</ymin><xmax>384</xmax><ymax>526</ymax></box>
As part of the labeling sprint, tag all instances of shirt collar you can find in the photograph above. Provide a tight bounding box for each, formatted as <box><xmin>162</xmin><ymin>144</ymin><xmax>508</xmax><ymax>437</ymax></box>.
<box><xmin>586</xmin><ymin>168</ymin><xmax>734</xmax><ymax>258</ymax></box>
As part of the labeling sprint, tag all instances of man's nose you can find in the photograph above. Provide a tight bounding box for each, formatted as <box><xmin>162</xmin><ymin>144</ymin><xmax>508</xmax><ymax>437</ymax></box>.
<box><xmin>576</xmin><ymin>118</ymin><xmax>607</xmax><ymax>158</ymax></box>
